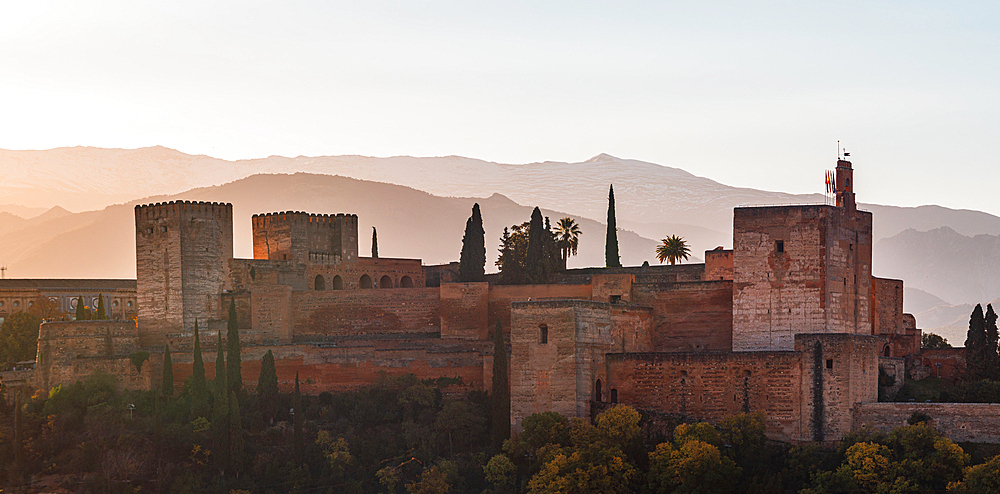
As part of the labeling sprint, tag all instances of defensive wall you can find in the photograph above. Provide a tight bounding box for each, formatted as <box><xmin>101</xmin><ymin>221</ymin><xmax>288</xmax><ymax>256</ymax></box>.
<box><xmin>853</xmin><ymin>403</ymin><xmax>1000</xmax><ymax>443</ymax></box>
<box><xmin>252</xmin><ymin>212</ymin><xmax>359</xmax><ymax>265</ymax></box>
<box><xmin>34</xmin><ymin>320</ymin><xmax>151</xmax><ymax>391</ymax></box>
<box><xmin>0</xmin><ymin>279</ymin><xmax>137</xmax><ymax>321</ymax></box>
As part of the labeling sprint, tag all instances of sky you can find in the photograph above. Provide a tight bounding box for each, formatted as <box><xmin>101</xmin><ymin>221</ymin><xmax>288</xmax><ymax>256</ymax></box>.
<box><xmin>1</xmin><ymin>1</ymin><xmax>998</xmax><ymax>215</ymax></box>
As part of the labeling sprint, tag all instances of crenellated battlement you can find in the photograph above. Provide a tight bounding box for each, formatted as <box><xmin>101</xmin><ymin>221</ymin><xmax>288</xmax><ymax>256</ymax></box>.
<box><xmin>252</xmin><ymin>211</ymin><xmax>358</xmax><ymax>228</ymax></box>
<box><xmin>135</xmin><ymin>200</ymin><xmax>233</xmax><ymax>220</ymax></box>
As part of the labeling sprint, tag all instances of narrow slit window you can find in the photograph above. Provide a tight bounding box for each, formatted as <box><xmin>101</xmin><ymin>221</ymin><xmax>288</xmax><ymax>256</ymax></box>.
<box><xmin>826</xmin><ymin>359</ymin><xmax>834</xmax><ymax>369</ymax></box>
<box><xmin>776</xmin><ymin>240</ymin><xmax>784</xmax><ymax>253</ymax></box>
<box><xmin>539</xmin><ymin>324</ymin><xmax>548</xmax><ymax>344</ymax></box>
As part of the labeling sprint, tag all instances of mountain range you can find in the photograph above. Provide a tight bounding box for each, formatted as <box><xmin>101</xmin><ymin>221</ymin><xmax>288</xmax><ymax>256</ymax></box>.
<box><xmin>2</xmin><ymin>146</ymin><xmax>998</xmax><ymax>340</ymax></box>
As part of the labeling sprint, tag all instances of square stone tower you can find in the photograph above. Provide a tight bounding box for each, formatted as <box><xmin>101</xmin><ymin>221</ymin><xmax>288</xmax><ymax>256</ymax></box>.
<box><xmin>732</xmin><ymin>160</ymin><xmax>873</xmax><ymax>351</ymax></box>
<box><xmin>135</xmin><ymin>201</ymin><xmax>234</xmax><ymax>348</ymax></box>
<box><xmin>251</xmin><ymin>212</ymin><xmax>358</xmax><ymax>265</ymax></box>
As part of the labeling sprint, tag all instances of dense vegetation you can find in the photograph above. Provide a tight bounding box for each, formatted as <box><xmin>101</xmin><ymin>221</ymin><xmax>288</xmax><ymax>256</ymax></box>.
<box><xmin>3</xmin><ymin>375</ymin><xmax>999</xmax><ymax>493</ymax></box>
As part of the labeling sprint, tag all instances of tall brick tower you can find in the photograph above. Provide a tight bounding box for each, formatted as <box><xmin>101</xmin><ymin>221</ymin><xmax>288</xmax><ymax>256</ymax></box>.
<box><xmin>135</xmin><ymin>201</ymin><xmax>234</xmax><ymax>348</ymax></box>
<box><xmin>251</xmin><ymin>212</ymin><xmax>358</xmax><ymax>265</ymax></box>
<box><xmin>732</xmin><ymin>159</ymin><xmax>872</xmax><ymax>351</ymax></box>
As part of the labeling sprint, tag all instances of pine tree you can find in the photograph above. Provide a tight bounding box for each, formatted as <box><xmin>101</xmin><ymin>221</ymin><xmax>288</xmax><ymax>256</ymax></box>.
<box><xmin>75</xmin><ymin>296</ymin><xmax>88</xmax><ymax>321</ymax></box>
<box><xmin>226</xmin><ymin>298</ymin><xmax>242</xmax><ymax>396</ymax></box>
<box><xmin>95</xmin><ymin>293</ymin><xmax>106</xmax><ymax>319</ymax></box>
<box><xmin>257</xmin><ymin>350</ymin><xmax>279</xmax><ymax>425</ymax></box>
<box><xmin>191</xmin><ymin>319</ymin><xmax>207</xmax><ymax>404</ymax></box>
<box><xmin>986</xmin><ymin>304</ymin><xmax>1000</xmax><ymax>380</ymax></box>
<box><xmin>965</xmin><ymin>304</ymin><xmax>988</xmax><ymax>380</ymax></box>
<box><xmin>525</xmin><ymin>207</ymin><xmax>546</xmax><ymax>284</ymax></box>
<box><xmin>491</xmin><ymin>318</ymin><xmax>510</xmax><ymax>450</ymax></box>
<box><xmin>606</xmin><ymin>184</ymin><xmax>621</xmax><ymax>267</ymax></box>
<box><xmin>293</xmin><ymin>371</ymin><xmax>304</xmax><ymax>463</ymax></box>
<box><xmin>229</xmin><ymin>391</ymin><xmax>244</xmax><ymax>476</ymax></box>
<box><xmin>162</xmin><ymin>344</ymin><xmax>173</xmax><ymax>397</ymax></box>
<box><xmin>372</xmin><ymin>226</ymin><xmax>379</xmax><ymax>258</ymax></box>
<box><xmin>459</xmin><ymin>203</ymin><xmax>486</xmax><ymax>282</ymax></box>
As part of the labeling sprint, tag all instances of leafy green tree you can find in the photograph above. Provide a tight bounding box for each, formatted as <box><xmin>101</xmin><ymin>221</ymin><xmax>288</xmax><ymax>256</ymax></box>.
<box><xmin>496</xmin><ymin>226</ymin><xmax>523</xmax><ymax>284</ymax></box>
<box><xmin>162</xmin><ymin>344</ymin><xmax>173</xmax><ymax>397</ymax></box>
<box><xmin>484</xmin><ymin>454</ymin><xmax>516</xmax><ymax>494</ymax></box>
<box><xmin>529</xmin><ymin>443</ymin><xmax>635</xmax><ymax>494</ymax></box>
<box><xmin>525</xmin><ymin>207</ymin><xmax>547</xmax><ymax>284</ymax></box>
<box><xmin>491</xmin><ymin>319</ymin><xmax>510</xmax><ymax>450</ymax></box>
<box><xmin>229</xmin><ymin>391</ymin><xmax>244</xmax><ymax>475</ymax></box>
<box><xmin>673</xmin><ymin>422</ymin><xmax>722</xmax><ymax>448</ymax></box>
<box><xmin>656</xmin><ymin>234</ymin><xmax>691</xmax><ymax>265</ymax></box>
<box><xmin>965</xmin><ymin>304</ymin><xmax>989</xmax><ymax>380</ymax></box>
<box><xmin>407</xmin><ymin>467</ymin><xmax>451</xmax><ymax>494</ymax></box>
<box><xmin>922</xmin><ymin>332</ymin><xmax>952</xmax><ymax>349</ymax></box>
<box><xmin>606</xmin><ymin>184</ymin><xmax>621</xmax><ymax>268</ymax></box>
<box><xmin>257</xmin><ymin>349</ymin><xmax>279</xmax><ymax>425</ymax></box>
<box><xmin>215</xmin><ymin>329</ymin><xmax>226</xmax><ymax>396</ymax></box>
<box><xmin>293</xmin><ymin>370</ymin><xmax>304</xmax><ymax>463</ymax></box>
<box><xmin>130</xmin><ymin>350</ymin><xmax>150</xmax><ymax>373</ymax></box>
<box><xmin>372</xmin><ymin>226</ymin><xmax>379</xmax><ymax>258</ymax></box>
<box><xmin>555</xmin><ymin>216</ymin><xmax>582</xmax><ymax>270</ymax></box>
<box><xmin>948</xmin><ymin>454</ymin><xmax>1000</xmax><ymax>492</ymax></box>
<box><xmin>459</xmin><ymin>203</ymin><xmax>486</xmax><ymax>282</ymax></box>
<box><xmin>0</xmin><ymin>311</ymin><xmax>42</xmax><ymax>366</ymax></box>
<box><xmin>647</xmin><ymin>439</ymin><xmax>740</xmax><ymax>494</ymax></box>
<box><xmin>212</xmin><ymin>378</ymin><xmax>230</xmax><ymax>475</ymax></box>
<box><xmin>595</xmin><ymin>404</ymin><xmax>641</xmax><ymax>448</ymax></box>
<box><xmin>94</xmin><ymin>293</ymin><xmax>106</xmax><ymax>319</ymax></box>
<box><xmin>226</xmin><ymin>297</ymin><xmax>242</xmax><ymax>395</ymax></box>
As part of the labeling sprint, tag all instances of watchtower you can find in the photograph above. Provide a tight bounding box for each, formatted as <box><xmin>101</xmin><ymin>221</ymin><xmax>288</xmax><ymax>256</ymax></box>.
<box><xmin>135</xmin><ymin>201</ymin><xmax>234</xmax><ymax>348</ymax></box>
<box><xmin>732</xmin><ymin>159</ymin><xmax>872</xmax><ymax>351</ymax></box>
<box><xmin>251</xmin><ymin>212</ymin><xmax>358</xmax><ymax>265</ymax></box>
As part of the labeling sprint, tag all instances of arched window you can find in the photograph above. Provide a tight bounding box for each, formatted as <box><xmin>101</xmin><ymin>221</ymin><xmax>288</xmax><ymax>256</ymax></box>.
<box><xmin>400</xmin><ymin>276</ymin><xmax>413</xmax><ymax>288</ymax></box>
<box><xmin>595</xmin><ymin>379</ymin><xmax>603</xmax><ymax>402</ymax></box>
<box><xmin>379</xmin><ymin>275</ymin><xmax>393</xmax><ymax>289</ymax></box>
<box><xmin>314</xmin><ymin>274</ymin><xmax>326</xmax><ymax>291</ymax></box>
<box><xmin>883</xmin><ymin>345</ymin><xmax>891</xmax><ymax>357</ymax></box>
<box><xmin>332</xmin><ymin>275</ymin><xmax>344</xmax><ymax>290</ymax></box>
<box><xmin>360</xmin><ymin>275</ymin><xmax>373</xmax><ymax>289</ymax></box>
<box><xmin>539</xmin><ymin>324</ymin><xmax>548</xmax><ymax>344</ymax></box>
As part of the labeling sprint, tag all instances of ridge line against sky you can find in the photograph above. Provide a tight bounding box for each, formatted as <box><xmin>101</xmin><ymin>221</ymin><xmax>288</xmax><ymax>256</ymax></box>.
<box><xmin>1</xmin><ymin>2</ymin><xmax>998</xmax><ymax>215</ymax></box>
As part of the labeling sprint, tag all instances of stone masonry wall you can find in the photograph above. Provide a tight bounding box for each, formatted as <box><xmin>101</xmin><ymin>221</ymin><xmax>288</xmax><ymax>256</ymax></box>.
<box><xmin>291</xmin><ymin>287</ymin><xmax>441</xmax><ymax>338</ymax></box>
<box><xmin>487</xmin><ymin>284</ymin><xmax>593</xmax><ymax>335</ymax></box>
<box><xmin>440</xmin><ymin>282</ymin><xmax>490</xmax><ymax>340</ymax></box>
<box><xmin>631</xmin><ymin>281</ymin><xmax>733</xmax><ymax>352</ymax></box>
<box><xmin>703</xmin><ymin>249</ymin><xmax>733</xmax><ymax>281</ymax></box>
<box><xmin>872</xmin><ymin>277</ymin><xmax>904</xmax><ymax>336</ymax></box>
<box><xmin>733</xmin><ymin>206</ymin><xmax>873</xmax><ymax>351</ymax></box>
<box><xmin>35</xmin><ymin>320</ymin><xmax>150</xmax><ymax>391</ymax></box>
<box><xmin>854</xmin><ymin>403</ymin><xmax>1000</xmax><ymax>443</ymax></box>
<box><xmin>605</xmin><ymin>351</ymin><xmax>804</xmax><ymax>442</ymax></box>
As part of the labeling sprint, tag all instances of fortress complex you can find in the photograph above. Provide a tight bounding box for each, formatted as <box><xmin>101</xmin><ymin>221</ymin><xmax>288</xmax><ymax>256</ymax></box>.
<box><xmin>33</xmin><ymin>158</ymin><xmax>990</xmax><ymax>445</ymax></box>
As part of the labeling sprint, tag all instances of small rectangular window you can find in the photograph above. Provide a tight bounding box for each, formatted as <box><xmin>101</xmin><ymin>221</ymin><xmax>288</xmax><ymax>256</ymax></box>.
<box><xmin>610</xmin><ymin>295</ymin><xmax>622</xmax><ymax>304</ymax></box>
<box><xmin>159</xmin><ymin>225</ymin><xmax>167</xmax><ymax>233</ymax></box>
<box><xmin>540</xmin><ymin>324</ymin><xmax>548</xmax><ymax>344</ymax></box>
<box><xmin>776</xmin><ymin>240</ymin><xmax>784</xmax><ymax>253</ymax></box>
<box><xmin>826</xmin><ymin>359</ymin><xmax>834</xmax><ymax>369</ymax></box>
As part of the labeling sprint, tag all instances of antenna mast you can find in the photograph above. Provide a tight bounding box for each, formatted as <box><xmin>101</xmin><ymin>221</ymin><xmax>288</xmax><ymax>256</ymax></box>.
<box><xmin>0</xmin><ymin>266</ymin><xmax>6</xmax><ymax>279</ymax></box>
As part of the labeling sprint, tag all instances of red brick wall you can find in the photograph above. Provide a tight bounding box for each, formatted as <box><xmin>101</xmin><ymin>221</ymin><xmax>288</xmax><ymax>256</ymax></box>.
<box><xmin>487</xmin><ymin>284</ymin><xmax>592</xmax><ymax>335</ymax></box>
<box><xmin>872</xmin><ymin>277</ymin><xmax>904</xmax><ymax>336</ymax></box>
<box><xmin>854</xmin><ymin>403</ymin><xmax>1000</xmax><ymax>443</ymax></box>
<box><xmin>703</xmin><ymin>249</ymin><xmax>733</xmax><ymax>281</ymax></box>
<box><xmin>631</xmin><ymin>281</ymin><xmax>733</xmax><ymax>352</ymax></box>
<box><xmin>440</xmin><ymin>282</ymin><xmax>489</xmax><ymax>340</ymax></box>
<box><xmin>292</xmin><ymin>288</ymin><xmax>441</xmax><ymax>336</ymax></box>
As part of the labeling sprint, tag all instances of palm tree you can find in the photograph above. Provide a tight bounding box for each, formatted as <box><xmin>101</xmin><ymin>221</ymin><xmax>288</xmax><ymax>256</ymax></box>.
<box><xmin>656</xmin><ymin>235</ymin><xmax>690</xmax><ymax>265</ymax></box>
<box><xmin>555</xmin><ymin>217</ymin><xmax>582</xmax><ymax>270</ymax></box>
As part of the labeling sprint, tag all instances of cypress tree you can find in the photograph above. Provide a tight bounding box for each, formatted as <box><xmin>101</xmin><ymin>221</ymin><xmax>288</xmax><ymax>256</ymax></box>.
<box><xmin>212</xmin><ymin>380</ymin><xmax>229</xmax><ymax>475</ymax></box>
<box><xmin>162</xmin><ymin>344</ymin><xmax>173</xmax><ymax>397</ymax></box>
<box><xmin>229</xmin><ymin>391</ymin><xmax>244</xmax><ymax>475</ymax></box>
<box><xmin>226</xmin><ymin>297</ymin><xmax>242</xmax><ymax>395</ymax></box>
<box><xmin>293</xmin><ymin>371</ymin><xmax>304</xmax><ymax>463</ymax></box>
<box><xmin>372</xmin><ymin>227</ymin><xmax>379</xmax><ymax>258</ymax></box>
<box><xmin>459</xmin><ymin>203</ymin><xmax>486</xmax><ymax>282</ymax></box>
<box><xmin>215</xmin><ymin>329</ymin><xmax>226</xmax><ymax>397</ymax></box>
<box><xmin>95</xmin><ymin>293</ymin><xmax>106</xmax><ymax>319</ymax></box>
<box><xmin>75</xmin><ymin>296</ymin><xmax>88</xmax><ymax>321</ymax></box>
<box><xmin>987</xmin><ymin>304</ymin><xmax>1000</xmax><ymax>380</ymax></box>
<box><xmin>525</xmin><ymin>207</ymin><xmax>546</xmax><ymax>284</ymax></box>
<box><xmin>257</xmin><ymin>350</ymin><xmax>279</xmax><ymax>425</ymax></box>
<box><xmin>191</xmin><ymin>319</ymin><xmax>206</xmax><ymax>405</ymax></box>
<box><xmin>965</xmin><ymin>304</ymin><xmax>987</xmax><ymax>380</ymax></box>
<box><xmin>606</xmin><ymin>184</ymin><xmax>621</xmax><ymax>267</ymax></box>
<box><xmin>491</xmin><ymin>319</ymin><xmax>510</xmax><ymax>450</ymax></box>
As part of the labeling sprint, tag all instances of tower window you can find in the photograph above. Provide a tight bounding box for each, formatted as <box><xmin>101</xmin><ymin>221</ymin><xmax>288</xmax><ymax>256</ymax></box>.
<box><xmin>776</xmin><ymin>240</ymin><xmax>784</xmax><ymax>253</ymax></box>
<box><xmin>160</xmin><ymin>226</ymin><xmax>167</xmax><ymax>233</ymax></box>
<box><xmin>826</xmin><ymin>359</ymin><xmax>834</xmax><ymax>369</ymax></box>
<box><xmin>539</xmin><ymin>324</ymin><xmax>548</xmax><ymax>344</ymax></box>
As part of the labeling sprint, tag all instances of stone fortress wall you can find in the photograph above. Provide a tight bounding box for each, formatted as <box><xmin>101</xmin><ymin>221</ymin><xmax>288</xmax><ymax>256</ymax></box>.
<box><xmin>30</xmin><ymin>158</ymin><xmax>992</xmax><ymax>445</ymax></box>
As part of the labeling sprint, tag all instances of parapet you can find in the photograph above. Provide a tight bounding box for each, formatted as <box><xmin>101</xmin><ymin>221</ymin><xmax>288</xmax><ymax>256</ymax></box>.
<box><xmin>251</xmin><ymin>211</ymin><xmax>358</xmax><ymax>228</ymax></box>
<box><xmin>135</xmin><ymin>200</ymin><xmax>233</xmax><ymax>220</ymax></box>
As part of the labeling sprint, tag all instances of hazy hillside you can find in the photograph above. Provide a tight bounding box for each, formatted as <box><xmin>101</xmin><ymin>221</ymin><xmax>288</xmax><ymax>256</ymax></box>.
<box><xmin>0</xmin><ymin>174</ymin><xmax>666</xmax><ymax>279</ymax></box>
<box><xmin>903</xmin><ymin>287</ymin><xmax>949</xmax><ymax>315</ymax></box>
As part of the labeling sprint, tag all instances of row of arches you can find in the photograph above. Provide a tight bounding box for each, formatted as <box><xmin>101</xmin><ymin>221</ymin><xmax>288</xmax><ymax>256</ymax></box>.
<box><xmin>594</xmin><ymin>379</ymin><xmax>618</xmax><ymax>403</ymax></box>
<box><xmin>314</xmin><ymin>274</ymin><xmax>414</xmax><ymax>290</ymax></box>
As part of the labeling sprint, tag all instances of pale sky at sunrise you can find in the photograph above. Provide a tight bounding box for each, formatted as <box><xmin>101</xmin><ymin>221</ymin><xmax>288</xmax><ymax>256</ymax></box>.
<box><xmin>1</xmin><ymin>1</ymin><xmax>998</xmax><ymax>215</ymax></box>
